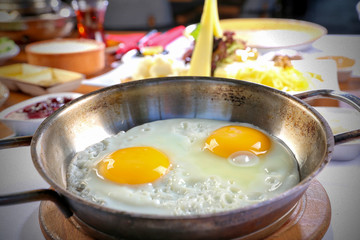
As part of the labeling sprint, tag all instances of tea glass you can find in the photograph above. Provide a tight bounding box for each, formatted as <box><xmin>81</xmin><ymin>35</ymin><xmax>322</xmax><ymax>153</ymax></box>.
<box><xmin>71</xmin><ymin>0</ymin><xmax>108</xmax><ymax>44</ymax></box>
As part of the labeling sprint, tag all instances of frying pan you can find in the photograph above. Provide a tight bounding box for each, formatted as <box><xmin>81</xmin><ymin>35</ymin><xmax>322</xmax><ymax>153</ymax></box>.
<box><xmin>1</xmin><ymin>77</ymin><xmax>360</xmax><ymax>240</ymax></box>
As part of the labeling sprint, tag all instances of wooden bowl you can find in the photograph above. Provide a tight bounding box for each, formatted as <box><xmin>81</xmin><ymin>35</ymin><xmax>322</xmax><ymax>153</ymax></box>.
<box><xmin>25</xmin><ymin>39</ymin><xmax>105</xmax><ymax>76</ymax></box>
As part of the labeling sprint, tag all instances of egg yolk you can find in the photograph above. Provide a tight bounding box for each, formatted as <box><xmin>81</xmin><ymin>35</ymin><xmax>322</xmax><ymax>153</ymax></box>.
<box><xmin>97</xmin><ymin>146</ymin><xmax>170</xmax><ymax>185</ymax></box>
<box><xmin>204</xmin><ymin>126</ymin><xmax>271</xmax><ymax>158</ymax></box>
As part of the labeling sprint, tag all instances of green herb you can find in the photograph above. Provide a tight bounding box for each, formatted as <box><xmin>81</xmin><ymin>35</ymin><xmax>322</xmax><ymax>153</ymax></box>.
<box><xmin>190</xmin><ymin>24</ymin><xmax>201</xmax><ymax>40</ymax></box>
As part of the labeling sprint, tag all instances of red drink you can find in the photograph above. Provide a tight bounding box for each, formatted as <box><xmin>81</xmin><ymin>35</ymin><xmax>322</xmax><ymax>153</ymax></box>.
<box><xmin>75</xmin><ymin>8</ymin><xmax>106</xmax><ymax>44</ymax></box>
<box><xmin>72</xmin><ymin>0</ymin><xmax>108</xmax><ymax>45</ymax></box>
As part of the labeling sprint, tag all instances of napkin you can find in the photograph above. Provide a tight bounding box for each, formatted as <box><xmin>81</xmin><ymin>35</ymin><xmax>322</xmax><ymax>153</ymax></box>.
<box><xmin>143</xmin><ymin>25</ymin><xmax>186</xmax><ymax>48</ymax></box>
<box><xmin>107</xmin><ymin>26</ymin><xmax>186</xmax><ymax>57</ymax></box>
<box><xmin>106</xmin><ymin>33</ymin><xmax>145</xmax><ymax>56</ymax></box>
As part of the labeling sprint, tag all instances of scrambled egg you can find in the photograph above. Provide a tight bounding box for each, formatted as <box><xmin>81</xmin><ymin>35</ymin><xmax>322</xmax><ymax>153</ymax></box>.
<box><xmin>214</xmin><ymin>61</ymin><xmax>312</xmax><ymax>92</ymax></box>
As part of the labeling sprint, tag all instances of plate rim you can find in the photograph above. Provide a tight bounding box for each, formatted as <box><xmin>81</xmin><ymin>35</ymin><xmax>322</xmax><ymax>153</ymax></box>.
<box><xmin>219</xmin><ymin>18</ymin><xmax>327</xmax><ymax>50</ymax></box>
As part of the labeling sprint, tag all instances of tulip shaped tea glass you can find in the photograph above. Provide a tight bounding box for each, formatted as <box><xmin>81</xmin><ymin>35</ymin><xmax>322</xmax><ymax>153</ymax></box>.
<box><xmin>72</xmin><ymin>0</ymin><xmax>108</xmax><ymax>44</ymax></box>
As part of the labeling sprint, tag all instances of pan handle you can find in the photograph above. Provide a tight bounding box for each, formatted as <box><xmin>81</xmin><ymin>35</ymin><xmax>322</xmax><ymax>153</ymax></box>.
<box><xmin>0</xmin><ymin>189</ymin><xmax>73</xmax><ymax>218</ymax></box>
<box><xmin>0</xmin><ymin>136</ymin><xmax>32</xmax><ymax>149</ymax></box>
<box><xmin>0</xmin><ymin>136</ymin><xmax>73</xmax><ymax>218</ymax></box>
<box><xmin>294</xmin><ymin>89</ymin><xmax>360</xmax><ymax>145</ymax></box>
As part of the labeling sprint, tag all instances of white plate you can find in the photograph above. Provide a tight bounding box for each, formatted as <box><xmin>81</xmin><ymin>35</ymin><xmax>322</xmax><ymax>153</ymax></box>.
<box><xmin>84</xmin><ymin>58</ymin><xmax>339</xmax><ymax>95</ymax></box>
<box><xmin>219</xmin><ymin>18</ymin><xmax>327</xmax><ymax>52</ymax></box>
<box><xmin>0</xmin><ymin>92</ymin><xmax>82</xmax><ymax>136</ymax></box>
<box><xmin>185</xmin><ymin>18</ymin><xmax>327</xmax><ymax>52</ymax></box>
<box><xmin>0</xmin><ymin>44</ymin><xmax>20</xmax><ymax>65</ymax></box>
<box><xmin>315</xmin><ymin>106</ymin><xmax>360</xmax><ymax>161</ymax></box>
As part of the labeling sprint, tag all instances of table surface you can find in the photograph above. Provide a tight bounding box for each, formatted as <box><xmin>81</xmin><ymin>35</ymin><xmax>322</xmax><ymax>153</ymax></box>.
<box><xmin>0</xmin><ymin>33</ymin><xmax>360</xmax><ymax>240</ymax></box>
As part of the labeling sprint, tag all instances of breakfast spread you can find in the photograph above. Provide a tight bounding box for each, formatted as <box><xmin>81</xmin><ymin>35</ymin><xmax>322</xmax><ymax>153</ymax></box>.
<box><xmin>122</xmin><ymin>0</ymin><xmax>325</xmax><ymax>93</ymax></box>
<box><xmin>1</xmin><ymin>0</ymin><xmax>360</xmax><ymax>239</ymax></box>
<box><xmin>67</xmin><ymin>118</ymin><xmax>300</xmax><ymax>215</ymax></box>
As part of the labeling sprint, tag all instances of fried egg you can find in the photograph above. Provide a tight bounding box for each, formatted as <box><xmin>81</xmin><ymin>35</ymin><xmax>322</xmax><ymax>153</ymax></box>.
<box><xmin>67</xmin><ymin>118</ymin><xmax>300</xmax><ymax>216</ymax></box>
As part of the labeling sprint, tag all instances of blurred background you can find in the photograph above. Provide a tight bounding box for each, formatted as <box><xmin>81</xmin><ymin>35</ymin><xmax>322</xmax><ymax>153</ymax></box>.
<box><xmin>0</xmin><ymin>0</ymin><xmax>360</xmax><ymax>37</ymax></box>
<box><xmin>75</xmin><ymin>0</ymin><xmax>360</xmax><ymax>33</ymax></box>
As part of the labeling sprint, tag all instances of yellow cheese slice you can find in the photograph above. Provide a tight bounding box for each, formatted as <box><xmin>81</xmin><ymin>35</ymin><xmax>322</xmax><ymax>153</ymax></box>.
<box><xmin>188</xmin><ymin>0</ymin><xmax>215</xmax><ymax>76</ymax></box>
<box><xmin>212</xmin><ymin>0</ymin><xmax>223</xmax><ymax>38</ymax></box>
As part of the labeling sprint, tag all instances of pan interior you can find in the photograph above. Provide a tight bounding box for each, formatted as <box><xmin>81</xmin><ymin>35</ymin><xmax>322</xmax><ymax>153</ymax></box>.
<box><xmin>32</xmin><ymin>77</ymin><xmax>330</xmax><ymax>206</ymax></box>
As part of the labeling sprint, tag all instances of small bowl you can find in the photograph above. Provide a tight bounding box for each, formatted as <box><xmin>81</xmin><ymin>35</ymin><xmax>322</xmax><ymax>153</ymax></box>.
<box><xmin>0</xmin><ymin>43</ymin><xmax>20</xmax><ymax>65</ymax></box>
<box><xmin>317</xmin><ymin>56</ymin><xmax>355</xmax><ymax>82</ymax></box>
<box><xmin>0</xmin><ymin>81</ymin><xmax>9</xmax><ymax>107</ymax></box>
<box><xmin>0</xmin><ymin>1</ymin><xmax>75</xmax><ymax>43</ymax></box>
<box><xmin>25</xmin><ymin>38</ymin><xmax>105</xmax><ymax>76</ymax></box>
<box><xmin>0</xmin><ymin>92</ymin><xmax>82</xmax><ymax>136</ymax></box>
<box><xmin>315</xmin><ymin>106</ymin><xmax>360</xmax><ymax>161</ymax></box>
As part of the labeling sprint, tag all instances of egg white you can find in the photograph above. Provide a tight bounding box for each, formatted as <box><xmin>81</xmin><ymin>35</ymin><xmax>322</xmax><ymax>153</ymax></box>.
<box><xmin>67</xmin><ymin>118</ymin><xmax>300</xmax><ymax>216</ymax></box>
